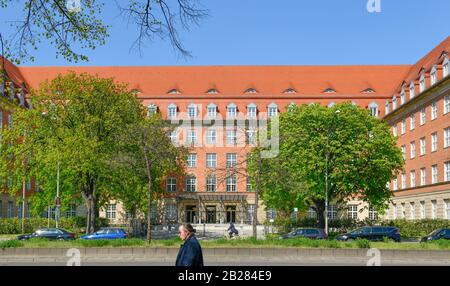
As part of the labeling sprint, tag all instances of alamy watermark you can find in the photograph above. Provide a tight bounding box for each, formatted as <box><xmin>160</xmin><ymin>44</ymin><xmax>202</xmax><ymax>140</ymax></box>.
<box><xmin>66</xmin><ymin>248</ymin><xmax>81</xmax><ymax>266</ymax></box>
<box><xmin>366</xmin><ymin>248</ymin><xmax>381</xmax><ymax>266</ymax></box>
<box><xmin>367</xmin><ymin>0</ymin><xmax>382</xmax><ymax>13</ymax></box>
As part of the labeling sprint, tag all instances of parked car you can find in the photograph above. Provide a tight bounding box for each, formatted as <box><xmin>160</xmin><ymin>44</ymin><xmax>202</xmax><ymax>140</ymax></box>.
<box><xmin>279</xmin><ymin>228</ymin><xmax>327</xmax><ymax>239</ymax></box>
<box><xmin>17</xmin><ymin>228</ymin><xmax>76</xmax><ymax>241</ymax></box>
<box><xmin>80</xmin><ymin>228</ymin><xmax>128</xmax><ymax>240</ymax></box>
<box><xmin>420</xmin><ymin>228</ymin><xmax>450</xmax><ymax>242</ymax></box>
<box><xmin>335</xmin><ymin>226</ymin><xmax>401</xmax><ymax>242</ymax></box>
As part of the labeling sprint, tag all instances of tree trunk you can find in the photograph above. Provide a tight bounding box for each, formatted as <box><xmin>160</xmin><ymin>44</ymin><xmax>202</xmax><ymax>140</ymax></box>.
<box><xmin>89</xmin><ymin>194</ymin><xmax>96</xmax><ymax>234</ymax></box>
<box><xmin>314</xmin><ymin>201</ymin><xmax>325</xmax><ymax>229</ymax></box>
<box><xmin>143</xmin><ymin>147</ymin><xmax>153</xmax><ymax>242</ymax></box>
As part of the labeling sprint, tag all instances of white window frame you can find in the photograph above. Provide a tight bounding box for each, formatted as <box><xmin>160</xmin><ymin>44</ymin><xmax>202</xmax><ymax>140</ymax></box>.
<box><xmin>401</xmin><ymin>172</ymin><xmax>406</xmax><ymax>189</ymax></box>
<box><xmin>147</xmin><ymin>104</ymin><xmax>157</xmax><ymax>116</ymax></box>
<box><xmin>443</xmin><ymin>57</ymin><xmax>449</xmax><ymax>78</ymax></box>
<box><xmin>393</xmin><ymin>178</ymin><xmax>398</xmax><ymax>191</ymax></box>
<box><xmin>410</xmin><ymin>114</ymin><xmax>415</xmax><ymax>130</ymax></box>
<box><xmin>432</xmin><ymin>165</ymin><xmax>438</xmax><ymax>184</ymax></box>
<box><xmin>206</xmin><ymin>174</ymin><xmax>217</xmax><ymax>192</ymax></box>
<box><xmin>410</xmin><ymin>141</ymin><xmax>415</xmax><ymax>159</ymax></box>
<box><xmin>431</xmin><ymin>200</ymin><xmax>437</xmax><ymax>219</ymax></box>
<box><xmin>227</xmin><ymin>103</ymin><xmax>237</xmax><ymax>118</ymax></box>
<box><xmin>187</xmin><ymin>153</ymin><xmax>197</xmax><ymax>168</ymax></box>
<box><xmin>187</xmin><ymin>129</ymin><xmax>197</xmax><ymax>145</ymax></box>
<box><xmin>410</xmin><ymin>202</ymin><xmax>415</xmax><ymax>220</ymax></box>
<box><xmin>420</xmin><ymin>108</ymin><xmax>426</xmax><ymax>125</ymax></box>
<box><xmin>226</xmin><ymin>153</ymin><xmax>237</xmax><ymax>168</ymax></box>
<box><xmin>420</xmin><ymin>201</ymin><xmax>425</xmax><ymax>219</ymax></box>
<box><xmin>247</xmin><ymin>103</ymin><xmax>257</xmax><ymax>118</ymax></box>
<box><xmin>347</xmin><ymin>205</ymin><xmax>358</xmax><ymax>220</ymax></box>
<box><xmin>410</xmin><ymin>170</ymin><xmax>416</xmax><ymax>188</ymax></box>
<box><xmin>431</xmin><ymin>101</ymin><xmax>437</xmax><ymax>120</ymax></box>
<box><xmin>401</xmin><ymin>145</ymin><xmax>406</xmax><ymax>160</ymax></box>
<box><xmin>385</xmin><ymin>100</ymin><xmax>390</xmax><ymax>115</ymax></box>
<box><xmin>106</xmin><ymin>204</ymin><xmax>116</xmax><ymax>220</ymax></box>
<box><xmin>430</xmin><ymin>66</ymin><xmax>437</xmax><ymax>86</ymax></box>
<box><xmin>445</xmin><ymin>161</ymin><xmax>450</xmax><ymax>182</ymax></box>
<box><xmin>267</xmin><ymin>103</ymin><xmax>278</xmax><ymax>118</ymax></box>
<box><xmin>166</xmin><ymin>177</ymin><xmax>177</xmax><ymax>192</ymax></box>
<box><xmin>368</xmin><ymin>206</ymin><xmax>378</xmax><ymax>220</ymax></box>
<box><xmin>445</xmin><ymin>199</ymin><xmax>450</xmax><ymax>220</ymax></box>
<box><xmin>187</xmin><ymin>104</ymin><xmax>198</xmax><ymax>119</ymax></box>
<box><xmin>400</xmin><ymin>88</ymin><xmax>406</xmax><ymax>105</ymax></box>
<box><xmin>206</xmin><ymin>153</ymin><xmax>217</xmax><ymax>168</ymax></box>
<box><xmin>445</xmin><ymin>96</ymin><xmax>450</xmax><ymax>114</ymax></box>
<box><xmin>226</xmin><ymin>175</ymin><xmax>237</xmax><ymax>192</ymax></box>
<box><xmin>226</xmin><ymin>128</ymin><xmax>237</xmax><ymax>145</ymax></box>
<box><xmin>368</xmin><ymin>102</ymin><xmax>378</xmax><ymax>117</ymax></box>
<box><xmin>186</xmin><ymin>175</ymin><xmax>197</xmax><ymax>192</ymax></box>
<box><xmin>392</xmin><ymin>96</ymin><xmax>397</xmax><ymax>110</ymax></box>
<box><xmin>420</xmin><ymin>168</ymin><xmax>426</xmax><ymax>186</ymax></box>
<box><xmin>392</xmin><ymin>125</ymin><xmax>398</xmax><ymax>137</ymax></box>
<box><xmin>401</xmin><ymin>119</ymin><xmax>406</xmax><ymax>134</ymax></box>
<box><xmin>207</xmin><ymin>103</ymin><xmax>217</xmax><ymax>119</ymax></box>
<box><xmin>420</xmin><ymin>137</ymin><xmax>426</xmax><ymax>156</ymax></box>
<box><xmin>431</xmin><ymin>132</ymin><xmax>438</xmax><ymax>152</ymax></box>
<box><xmin>167</xmin><ymin>104</ymin><xmax>177</xmax><ymax>119</ymax></box>
<box><xmin>409</xmin><ymin>81</ymin><xmax>416</xmax><ymax>99</ymax></box>
<box><xmin>419</xmin><ymin>75</ymin><xmax>426</xmax><ymax>93</ymax></box>
<box><xmin>206</xmin><ymin>129</ymin><xmax>217</xmax><ymax>145</ymax></box>
<box><xmin>444</xmin><ymin>127</ymin><xmax>450</xmax><ymax>148</ymax></box>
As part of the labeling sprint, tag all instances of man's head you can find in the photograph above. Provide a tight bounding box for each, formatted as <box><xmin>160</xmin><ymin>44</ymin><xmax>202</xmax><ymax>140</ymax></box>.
<box><xmin>178</xmin><ymin>224</ymin><xmax>196</xmax><ymax>241</ymax></box>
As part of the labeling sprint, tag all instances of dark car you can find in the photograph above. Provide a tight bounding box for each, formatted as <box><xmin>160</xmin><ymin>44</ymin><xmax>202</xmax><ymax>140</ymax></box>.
<box><xmin>335</xmin><ymin>226</ymin><xmax>401</xmax><ymax>242</ymax></box>
<box><xmin>421</xmin><ymin>228</ymin><xmax>450</xmax><ymax>242</ymax></box>
<box><xmin>279</xmin><ymin>228</ymin><xmax>327</xmax><ymax>239</ymax></box>
<box><xmin>80</xmin><ymin>228</ymin><xmax>128</xmax><ymax>240</ymax></box>
<box><xmin>17</xmin><ymin>228</ymin><xmax>76</xmax><ymax>241</ymax></box>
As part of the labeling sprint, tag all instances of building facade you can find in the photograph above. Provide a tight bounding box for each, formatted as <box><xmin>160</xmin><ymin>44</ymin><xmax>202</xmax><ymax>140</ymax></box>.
<box><xmin>0</xmin><ymin>37</ymin><xmax>449</xmax><ymax>224</ymax></box>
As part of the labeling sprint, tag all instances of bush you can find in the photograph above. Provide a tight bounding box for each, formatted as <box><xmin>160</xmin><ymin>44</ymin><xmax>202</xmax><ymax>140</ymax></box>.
<box><xmin>381</xmin><ymin>219</ymin><xmax>450</xmax><ymax>237</ymax></box>
<box><xmin>355</xmin><ymin>238</ymin><xmax>370</xmax><ymax>249</ymax></box>
<box><xmin>0</xmin><ymin>239</ymin><xmax>24</xmax><ymax>249</ymax></box>
<box><xmin>0</xmin><ymin>217</ymin><xmax>110</xmax><ymax>234</ymax></box>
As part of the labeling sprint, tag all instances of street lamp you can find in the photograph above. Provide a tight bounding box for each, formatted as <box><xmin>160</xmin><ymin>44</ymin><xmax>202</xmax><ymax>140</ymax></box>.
<box><xmin>324</xmin><ymin>109</ymin><xmax>340</xmax><ymax>236</ymax></box>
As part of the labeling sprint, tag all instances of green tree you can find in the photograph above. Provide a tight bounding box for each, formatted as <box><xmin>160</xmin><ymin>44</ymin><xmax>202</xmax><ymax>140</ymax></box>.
<box><xmin>111</xmin><ymin>114</ymin><xmax>187</xmax><ymax>241</ymax></box>
<box><xmin>0</xmin><ymin>72</ymin><xmax>143</xmax><ymax>233</ymax></box>
<box><xmin>0</xmin><ymin>0</ymin><xmax>208</xmax><ymax>63</ymax></box>
<box><xmin>248</xmin><ymin>102</ymin><xmax>404</xmax><ymax>228</ymax></box>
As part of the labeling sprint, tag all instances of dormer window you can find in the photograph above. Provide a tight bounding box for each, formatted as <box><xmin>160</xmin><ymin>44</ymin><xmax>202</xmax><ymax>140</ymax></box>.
<box><xmin>207</xmin><ymin>103</ymin><xmax>217</xmax><ymax>118</ymax></box>
<box><xmin>385</xmin><ymin>100</ymin><xmax>390</xmax><ymax>115</ymax></box>
<box><xmin>362</xmin><ymin>88</ymin><xmax>375</xmax><ymax>93</ymax></box>
<box><xmin>227</xmin><ymin>103</ymin><xmax>237</xmax><ymax>118</ymax></box>
<box><xmin>244</xmin><ymin>88</ymin><xmax>258</xmax><ymax>94</ymax></box>
<box><xmin>419</xmin><ymin>74</ymin><xmax>426</xmax><ymax>93</ymax></box>
<box><xmin>187</xmin><ymin>104</ymin><xmax>198</xmax><ymax>119</ymax></box>
<box><xmin>443</xmin><ymin>56</ymin><xmax>449</xmax><ymax>78</ymax></box>
<box><xmin>167</xmin><ymin>89</ymin><xmax>181</xmax><ymax>94</ymax></box>
<box><xmin>207</xmin><ymin>89</ymin><xmax>219</xmax><ymax>94</ymax></box>
<box><xmin>409</xmin><ymin>81</ymin><xmax>415</xmax><ymax>99</ymax></box>
<box><xmin>267</xmin><ymin>103</ymin><xmax>278</xmax><ymax>118</ymax></box>
<box><xmin>283</xmin><ymin>88</ymin><xmax>297</xmax><ymax>94</ymax></box>
<box><xmin>247</xmin><ymin>103</ymin><xmax>257</xmax><ymax>118</ymax></box>
<box><xmin>392</xmin><ymin>96</ymin><xmax>397</xmax><ymax>110</ymax></box>
<box><xmin>400</xmin><ymin>88</ymin><xmax>406</xmax><ymax>105</ymax></box>
<box><xmin>147</xmin><ymin>104</ymin><xmax>158</xmax><ymax>116</ymax></box>
<box><xmin>323</xmin><ymin>88</ymin><xmax>336</xmax><ymax>93</ymax></box>
<box><xmin>430</xmin><ymin>66</ymin><xmax>437</xmax><ymax>86</ymax></box>
<box><xmin>368</xmin><ymin>102</ymin><xmax>379</xmax><ymax>117</ymax></box>
<box><xmin>167</xmin><ymin>103</ymin><xmax>177</xmax><ymax>119</ymax></box>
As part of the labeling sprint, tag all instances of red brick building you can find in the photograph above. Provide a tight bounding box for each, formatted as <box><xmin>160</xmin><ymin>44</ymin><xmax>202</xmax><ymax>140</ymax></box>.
<box><xmin>0</xmin><ymin>37</ymin><xmax>449</xmax><ymax>224</ymax></box>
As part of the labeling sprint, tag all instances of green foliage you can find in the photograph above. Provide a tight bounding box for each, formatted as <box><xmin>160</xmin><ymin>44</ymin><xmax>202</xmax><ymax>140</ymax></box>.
<box><xmin>248</xmin><ymin>103</ymin><xmax>404</xmax><ymax>227</ymax></box>
<box><xmin>355</xmin><ymin>238</ymin><xmax>371</xmax><ymax>249</ymax></box>
<box><xmin>381</xmin><ymin>219</ymin><xmax>450</xmax><ymax>237</ymax></box>
<box><xmin>0</xmin><ymin>239</ymin><xmax>24</xmax><ymax>249</ymax></box>
<box><xmin>0</xmin><ymin>217</ymin><xmax>109</xmax><ymax>234</ymax></box>
<box><xmin>74</xmin><ymin>238</ymin><xmax>145</xmax><ymax>248</ymax></box>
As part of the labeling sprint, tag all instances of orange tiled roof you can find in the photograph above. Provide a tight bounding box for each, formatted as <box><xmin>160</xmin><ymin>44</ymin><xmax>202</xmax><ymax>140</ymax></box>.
<box><xmin>17</xmin><ymin>65</ymin><xmax>411</xmax><ymax>97</ymax></box>
<box><xmin>0</xmin><ymin>56</ymin><xmax>27</xmax><ymax>88</ymax></box>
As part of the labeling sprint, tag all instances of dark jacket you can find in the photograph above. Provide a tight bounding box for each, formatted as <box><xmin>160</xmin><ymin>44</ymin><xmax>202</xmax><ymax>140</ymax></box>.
<box><xmin>175</xmin><ymin>235</ymin><xmax>204</xmax><ymax>267</ymax></box>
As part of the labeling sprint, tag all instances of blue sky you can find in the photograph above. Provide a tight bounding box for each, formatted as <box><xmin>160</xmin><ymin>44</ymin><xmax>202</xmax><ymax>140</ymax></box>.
<box><xmin>1</xmin><ymin>0</ymin><xmax>449</xmax><ymax>66</ymax></box>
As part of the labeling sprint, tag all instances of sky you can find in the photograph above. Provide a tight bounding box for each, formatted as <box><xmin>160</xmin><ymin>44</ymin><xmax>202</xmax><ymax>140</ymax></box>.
<box><xmin>1</xmin><ymin>0</ymin><xmax>449</xmax><ymax>66</ymax></box>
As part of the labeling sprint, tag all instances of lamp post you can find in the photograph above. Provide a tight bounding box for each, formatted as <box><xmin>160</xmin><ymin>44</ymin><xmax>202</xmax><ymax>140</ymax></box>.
<box><xmin>324</xmin><ymin>109</ymin><xmax>340</xmax><ymax>236</ymax></box>
<box><xmin>55</xmin><ymin>161</ymin><xmax>60</xmax><ymax>228</ymax></box>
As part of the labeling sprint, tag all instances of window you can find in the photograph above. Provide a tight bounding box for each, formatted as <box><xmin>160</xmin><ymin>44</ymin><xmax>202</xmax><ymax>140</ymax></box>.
<box><xmin>410</xmin><ymin>170</ymin><xmax>416</xmax><ymax>188</ymax></box>
<box><xmin>410</xmin><ymin>114</ymin><xmax>415</xmax><ymax>130</ymax></box>
<box><xmin>246</xmin><ymin>177</ymin><xmax>253</xmax><ymax>192</ymax></box>
<box><xmin>430</xmin><ymin>66</ymin><xmax>437</xmax><ymax>86</ymax></box>
<box><xmin>431</xmin><ymin>132</ymin><xmax>438</xmax><ymax>152</ymax></box>
<box><xmin>420</xmin><ymin>168</ymin><xmax>426</xmax><ymax>186</ymax></box>
<box><xmin>169</xmin><ymin>130</ymin><xmax>177</xmax><ymax>144</ymax></box>
<box><xmin>385</xmin><ymin>100</ymin><xmax>390</xmax><ymax>115</ymax></box>
<box><xmin>268</xmin><ymin>103</ymin><xmax>278</xmax><ymax>118</ymax></box>
<box><xmin>226</xmin><ymin>153</ymin><xmax>237</xmax><ymax>168</ymax></box>
<box><xmin>401</xmin><ymin>145</ymin><xmax>406</xmax><ymax>160</ymax></box>
<box><xmin>392</xmin><ymin>96</ymin><xmax>397</xmax><ymax>110</ymax></box>
<box><xmin>187</xmin><ymin>129</ymin><xmax>197</xmax><ymax>145</ymax></box>
<box><xmin>247</xmin><ymin>103</ymin><xmax>257</xmax><ymax>118</ymax></box>
<box><xmin>401</xmin><ymin>172</ymin><xmax>406</xmax><ymax>189</ymax></box>
<box><xmin>206</xmin><ymin>174</ymin><xmax>216</xmax><ymax>192</ymax></box>
<box><xmin>420</xmin><ymin>201</ymin><xmax>425</xmax><ymax>219</ymax></box>
<box><xmin>420</xmin><ymin>137</ymin><xmax>426</xmax><ymax>155</ymax></box>
<box><xmin>432</xmin><ymin>165</ymin><xmax>438</xmax><ymax>184</ymax></box>
<box><xmin>347</xmin><ymin>205</ymin><xmax>358</xmax><ymax>220</ymax></box>
<box><xmin>226</xmin><ymin>175</ymin><xmax>237</xmax><ymax>192</ymax></box>
<box><xmin>284</xmin><ymin>88</ymin><xmax>297</xmax><ymax>94</ymax></box>
<box><xmin>443</xmin><ymin>57</ymin><xmax>449</xmax><ymax>78</ymax></box>
<box><xmin>445</xmin><ymin>161</ymin><xmax>450</xmax><ymax>182</ymax></box>
<box><xmin>392</xmin><ymin>125</ymin><xmax>397</xmax><ymax>137</ymax></box>
<box><xmin>267</xmin><ymin>209</ymin><xmax>277</xmax><ymax>220</ymax></box>
<box><xmin>207</xmin><ymin>104</ymin><xmax>217</xmax><ymax>119</ymax></box>
<box><xmin>431</xmin><ymin>101</ymin><xmax>437</xmax><ymax>120</ymax></box>
<box><xmin>400</xmin><ymin>89</ymin><xmax>406</xmax><ymax>105</ymax></box>
<box><xmin>431</xmin><ymin>200</ymin><xmax>437</xmax><ymax>219</ymax></box>
<box><xmin>65</xmin><ymin>204</ymin><xmax>77</xmax><ymax>218</ymax></box>
<box><xmin>307</xmin><ymin>207</ymin><xmax>317</xmax><ymax>219</ymax></box>
<box><xmin>165</xmin><ymin>205</ymin><xmax>177</xmax><ymax>221</ymax></box>
<box><xmin>419</xmin><ymin>75</ymin><xmax>426</xmax><ymax>93</ymax></box>
<box><xmin>445</xmin><ymin>96</ymin><xmax>450</xmax><ymax>114</ymax></box>
<box><xmin>207</xmin><ymin>89</ymin><xmax>219</xmax><ymax>94</ymax></box>
<box><xmin>187</xmin><ymin>154</ymin><xmax>197</xmax><ymax>168</ymax></box>
<box><xmin>328</xmin><ymin>205</ymin><xmax>337</xmax><ymax>220</ymax></box>
<box><xmin>368</xmin><ymin>102</ymin><xmax>378</xmax><ymax>117</ymax></box>
<box><xmin>410</xmin><ymin>141</ymin><xmax>415</xmax><ymax>159</ymax></box>
<box><xmin>187</xmin><ymin>104</ymin><xmax>197</xmax><ymax>119</ymax></box>
<box><xmin>106</xmin><ymin>204</ymin><xmax>116</xmax><ymax>220</ymax></box>
<box><xmin>368</xmin><ymin>206</ymin><xmax>378</xmax><ymax>220</ymax></box>
<box><xmin>226</xmin><ymin>129</ymin><xmax>237</xmax><ymax>145</ymax></box>
<box><xmin>401</xmin><ymin>119</ymin><xmax>406</xmax><ymax>134</ymax></box>
<box><xmin>206</xmin><ymin>153</ymin><xmax>217</xmax><ymax>168</ymax></box>
<box><xmin>186</xmin><ymin>175</ymin><xmax>197</xmax><ymax>192</ymax></box>
<box><xmin>409</xmin><ymin>82</ymin><xmax>415</xmax><ymax>98</ymax></box>
<box><xmin>247</xmin><ymin>204</ymin><xmax>256</xmax><ymax>222</ymax></box>
<box><xmin>444</xmin><ymin>127</ymin><xmax>450</xmax><ymax>148</ymax></box>
<box><xmin>168</xmin><ymin>89</ymin><xmax>180</xmax><ymax>94</ymax></box>
<box><xmin>410</xmin><ymin>202</ymin><xmax>415</xmax><ymax>220</ymax></box>
<box><xmin>420</xmin><ymin>108</ymin><xmax>426</xmax><ymax>125</ymax></box>
<box><xmin>245</xmin><ymin>88</ymin><xmax>258</xmax><ymax>94</ymax></box>
<box><xmin>166</xmin><ymin>177</ymin><xmax>177</xmax><ymax>192</ymax></box>
<box><xmin>246</xmin><ymin>129</ymin><xmax>257</xmax><ymax>145</ymax></box>
<box><xmin>147</xmin><ymin>104</ymin><xmax>157</xmax><ymax>116</ymax></box>
<box><xmin>7</xmin><ymin>201</ymin><xmax>13</xmax><ymax>218</ymax></box>
<box><xmin>167</xmin><ymin>104</ymin><xmax>177</xmax><ymax>119</ymax></box>
<box><xmin>206</xmin><ymin>129</ymin><xmax>217</xmax><ymax>144</ymax></box>
<box><xmin>445</xmin><ymin>199</ymin><xmax>450</xmax><ymax>220</ymax></box>
<box><xmin>227</xmin><ymin>103</ymin><xmax>237</xmax><ymax>118</ymax></box>
<box><xmin>393</xmin><ymin>178</ymin><xmax>398</xmax><ymax>191</ymax></box>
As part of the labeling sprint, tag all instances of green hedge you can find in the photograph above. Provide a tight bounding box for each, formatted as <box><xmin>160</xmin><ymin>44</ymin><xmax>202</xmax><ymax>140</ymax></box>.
<box><xmin>269</xmin><ymin>217</ymin><xmax>450</xmax><ymax>238</ymax></box>
<box><xmin>0</xmin><ymin>217</ymin><xmax>109</xmax><ymax>234</ymax></box>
